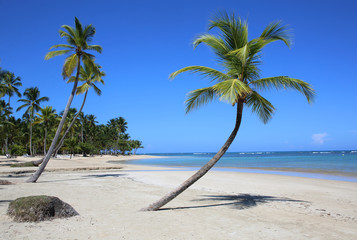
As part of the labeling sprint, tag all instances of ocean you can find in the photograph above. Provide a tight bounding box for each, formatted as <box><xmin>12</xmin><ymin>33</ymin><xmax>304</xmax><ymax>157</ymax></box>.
<box><xmin>124</xmin><ymin>151</ymin><xmax>357</xmax><ymax>182</ymax></box>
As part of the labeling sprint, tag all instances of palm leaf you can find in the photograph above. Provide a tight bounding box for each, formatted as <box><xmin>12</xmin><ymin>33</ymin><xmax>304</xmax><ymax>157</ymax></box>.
<box><xmin>87</xmin><ymin>45</ymin><xmax>102</xmax><ymax>53</ymax></box>
<box><xmin>169</xmin><ymin>66</ymin><xmax>229</xmax><ymax>83</ymax></box>
<box><xmin>227</xmin><ymin>44</ymin><xmax>250</xmax><ymax>66</ymax></box>
<box><xmin>66</xmin><ymin>76</ymin><xmax>77</xmax><ymax>83</ymax></box>
<box><xmin>62</xmin><ymin>54</ymin><xmax>78</xmax><ymax>78</ymax></box>
<box><xmin>45</xmin><ymin>50</ymin><xmax>71</xmax><ymax>60</ymax></box>
<box><xmin>250</xmin><ymin>76</ymin><xmax>315</xmax><ymax>103</ymax></box>
<box><xmin>193</xmin><ymin>34</ymin><xmax>230</xmax><ymax>60</ymax></box>
<box><xmin>185</xmin><ymin>87</ymin><xmax>216</xmax><ymax>114</ymax></box>
<box><xmin>260</xmin><ymin>21</ymin><xmax>291</xmax><ymax>47</ymax></box>
<box><xmin>212</xmin><ymin>79</ymin><xmax>252</xmax><ymax>105</ymax></box>
<box><xmin>246</xmin><ymin>91</ymin><xmax>275</xmax><ymax>124</ymax></box>
<box><xmin>76</xmin><ymin>84</ymin><xmax>89</xmax><ymax>95</ymax></box>
<box><xmin>91</xmin><ymin>83</ymin><xmax>102</xmax><ymax>96</ymax></box>
<box><xmin>49</xmin><ymin>44</ymin><xmax>75</xmax><ymax>50</ymax></box>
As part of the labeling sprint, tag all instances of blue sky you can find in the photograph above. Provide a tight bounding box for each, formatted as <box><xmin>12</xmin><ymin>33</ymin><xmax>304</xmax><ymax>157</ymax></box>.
<box><xmin>1</xmin><ymin>0</ymin><xmax>356</xmax><ymax>153</ymax></box>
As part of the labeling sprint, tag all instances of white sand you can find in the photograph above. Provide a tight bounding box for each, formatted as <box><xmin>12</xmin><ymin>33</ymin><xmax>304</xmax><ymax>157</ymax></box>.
<box><xmin>0</xmin><ymin>155</ymin><xmax>356</xmax><ymax>239</ymax></box>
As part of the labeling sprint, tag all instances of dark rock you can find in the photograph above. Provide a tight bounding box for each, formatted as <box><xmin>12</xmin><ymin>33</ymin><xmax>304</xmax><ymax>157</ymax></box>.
<box><xmin>7</xmin><ymin>195</ymin><xmax>79</xmax><ymax>222</ymax></box>
<box><xmin>0</xmin><ymin>180</ymin><xmax>13</xmax><ymax>185</ymax></box>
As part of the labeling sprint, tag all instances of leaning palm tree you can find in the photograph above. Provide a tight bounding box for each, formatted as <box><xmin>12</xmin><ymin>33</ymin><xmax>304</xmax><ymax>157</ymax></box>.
<box><xmin>27</xmin><ymin>17</ymin><xmax>102</xmax><ymax>183</ymax></box>
<box><xmin>34</xmin><ymin>106</ymin><xmax>57</xmax><ymax>154</ymax></box>
<box><xmin>2</xmin><ymin>72</ymin><xmax>22</xmax><ymax>106</ymax></box>
<box><xmin>142</xmin><ymin>13</ymin><xmax>315</xmax><ymax>211</ymax></box>
<box><xmin>16</xmin><ymin>87</ymin><xmax>49</xmax><ymax>156</ymax></box>
<box><xmin>52</xmin><ymin>63</ymin><xmax>104</xmax><ymax>157</ymax></box>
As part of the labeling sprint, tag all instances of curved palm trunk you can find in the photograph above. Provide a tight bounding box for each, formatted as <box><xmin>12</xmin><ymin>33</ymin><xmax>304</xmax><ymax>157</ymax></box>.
<box><xmin>27</xmin><ymin>57</ymin><xmax>81</xmax><ymax>183</ymax></box>
<box><xmin>32</xmin><ymin>91</ymin><xmax>88</xmax><ymax>166</ymax></box>
<box><xmin>29</xmin><ymin>120</ymin><xmax>33</xmax><ymax>156</ymax></box>
<box><xmin>43</xmin><ymin>127</ymin><xmax>47</xmax><ymax>155</ymax></box>
<box><xmin>141</xmin><ymin>100</ymin><xmax>244</xmax><ymax>211</ymax></box>
<box><xmin>53</xmin><ymin>90</ymin><xmax>88</xmax><ymax>157</ymax></box>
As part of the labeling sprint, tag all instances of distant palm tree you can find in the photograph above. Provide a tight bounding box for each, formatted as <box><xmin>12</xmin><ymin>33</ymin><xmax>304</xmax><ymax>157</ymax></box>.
<box><xmin>16</xmin><ymin>87</ymin><xmax>49</xmax><ymax>156</ymax></box>
<box><xmin>34</xmin><ymin>106</ymin><xmax>57</xmax><ymax>154</ymax></box>
<box><xmin>108</xmin><ymin>117</ymin><xmax>128</xmax><ymax>155</ymax></box>
<box><xmin>2</xmin><ymin>72</ymin><xmax>22</xmax><ymax>106</ymax></box>
<box><xmin>143</xmin><ymin>13</ymin><xmax>315</xmax><ymax>211</ymax></box>
<box><xmin>0</xmin><ymin>100</ymin><xmax>14</xmax><ymax>155</ymax></box>
<box><xmin>28</xmin><ymin>17</ymin><xmax>102</xmax><ymax>182</ymax></box>
<box><xmin>130</xmin><ymin>140</ymin><xmax>143</xmax><ymax>155</ymax></box>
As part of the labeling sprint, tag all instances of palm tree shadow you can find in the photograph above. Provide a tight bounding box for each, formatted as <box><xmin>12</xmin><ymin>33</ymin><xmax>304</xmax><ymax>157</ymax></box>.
<box><xmin>160</xmin><ymin>194</ymin><xmax>308</xmax><ymax>211</ymax></box>
<box><xmin>37</xmin><ymin>173</ymin><xmax>126</xmax><ymax>183</ymax></box>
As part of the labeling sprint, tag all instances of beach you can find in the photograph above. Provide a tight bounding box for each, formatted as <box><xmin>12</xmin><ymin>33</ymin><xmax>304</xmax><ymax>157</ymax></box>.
<box><xmin>1</xmin><ymin>155</ymin><xmax>357</xmax><ymax>239</ymax></box>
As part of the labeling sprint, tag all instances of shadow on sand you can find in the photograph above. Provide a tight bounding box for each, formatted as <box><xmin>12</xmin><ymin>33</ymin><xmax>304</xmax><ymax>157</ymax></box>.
<box><xmin>0</xmin><ymin>200</ymin><xmax>12</xmax><ymax>206</ymax></box>
<box><xmin>160</xmin><ymin>194</ymin><xmax>308</xmax><ymax>211</ymax></box>
<box><xmin>34</xmin><ymin>173</ymin><xmax>127</xmax><ymax>183</ymax></box>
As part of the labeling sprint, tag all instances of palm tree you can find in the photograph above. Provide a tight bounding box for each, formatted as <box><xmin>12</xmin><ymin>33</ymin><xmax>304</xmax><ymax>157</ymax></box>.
<box><xmin>16</xmin><ymin>87</ymin><xmax>49</xmax><ymax>156</ymax></box>
<box><xmin>2</xmin><ymin>72</ymin><xmax>22</xmax><ymax>106</ymax></box>
<box><xmin>142</xmin><ymin>13</ymin><xmax>315</xmax><ymax>211</ymax></box>
<box><xmin>130</xmin><ymin>140</ymin><xmax>143</xmax><ymax>155</ymax></box>
<box><xmin>27</xmin><ymin>17</ymin><xmax>102</xmax><ymax>183</ymax></box>
<box><xmin>52</xmin><ymin>63</ymin><xmax>104</xmax><ymax>157</ymax></box>
<box><xmin>34</xmin><ymin>106</ymin><xmax>57</xmax><ymax>154</ymax></box>
<box><xmin>0</xmin><ymin>100</ymin><xmax>13</xmax><ymax>155</ymax></box>
<box><xmin>107</xmin><ymin>117</ymin><xmax>128</xmax><ymax>155</ymax></box>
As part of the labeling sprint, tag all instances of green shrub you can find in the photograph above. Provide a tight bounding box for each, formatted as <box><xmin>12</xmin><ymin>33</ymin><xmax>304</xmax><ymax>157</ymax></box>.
<box><xmin>9</xmin><ymin>145</ymin><xmax>27</xmax><ymax>156</ymax></box>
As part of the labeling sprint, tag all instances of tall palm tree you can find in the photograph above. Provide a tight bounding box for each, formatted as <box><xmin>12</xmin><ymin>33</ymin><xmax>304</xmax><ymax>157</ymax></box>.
<box><xmin>34</xmin><ymin>106</ymin><xmax>57</xmax><ymax>154</ymax></box>
<box><xmin>16</xmin><ymin>87</ymin><xmax>49</xmax><ymax>156</ymax></box>
<box><xmin>0</xmin><ymin>100</ymin><xmax>13</xmax><ymax>155</ymax></box>
<box><xmin>52</xmin><ymin>63</ymin><xmax>104</xmax><ymax>157</ymax></box>
<box><xmin>2</xmin><ymin>72</ymin><xmax>22</xmax><ymax>106</ymax></box>
<box><xmin>142</xmin><ymin>13</ymin><xmax>315</xmax><ymax>211</ymax></box>
<box><xmin>27</xmin><ymin>17</ymin><xmax>102</xmax><ymax>182</ymax></box>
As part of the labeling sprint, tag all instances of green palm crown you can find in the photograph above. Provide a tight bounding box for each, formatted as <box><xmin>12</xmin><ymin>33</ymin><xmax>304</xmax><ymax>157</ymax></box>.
<box><xmin>45</xmin><ymin>17</ymin><xmax>102</xmax><ymax>79</ymax></box>
<box><xmin>170</xmin><ymin>13</ymin><xmax>315</xmax><ymax>123</ymax></box>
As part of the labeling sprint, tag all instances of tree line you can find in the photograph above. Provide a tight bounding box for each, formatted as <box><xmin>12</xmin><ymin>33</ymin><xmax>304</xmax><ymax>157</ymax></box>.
<box><xmin>0</xmin><ymin>68</ymin><xmax>143</xmax><ymax>158</ymax></box>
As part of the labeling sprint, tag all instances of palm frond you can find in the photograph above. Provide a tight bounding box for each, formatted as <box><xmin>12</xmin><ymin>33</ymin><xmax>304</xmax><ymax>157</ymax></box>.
<box><xmin>91</xmin><ymin>84</ymin><xmax>102</xmax><ymax>96</ymax></box>
<box><xmin>49</xmin><ymin>44</ymin><xmax>75</xmax><ymax>50</ymax></box>
<box><xmin>83</xmin><ymin>25</ymin><xmax>96</xmax><ymax>41</ymax></box>
<box><xmin>193</xmin><ymin>34</ymin><xmax>230</xmax><ymax>59</ymax></box>
<box><xmin>260</xmin><ymin>21</ymin><xmax>291</xmax><ymax>47</ymax></box>
<box><xmin>45</xmin><ymin>50</ymin><xmax>71</xmax><ymax>60</ymax></box>
<box><xmin>74</xmin><ymin>17</ymin><xmax>83</xmax><ymax>39</ymax></box>
<box><xmin>250</xmin><ymin>76</ymin><xmax>315</xmax><ymax>103</ymax></box>
<box><xmin>246</xmin><ymin>91</ymin><xmax>275</xmax><ymax>124</ymax></box>
<box><xmin>169</xmin><ymin>66</ymin><xmax>229</xmax><ymax>83</ymax></box>
<box><xmin>185</xmin><ymin>87</ymin><xmax>216</xmax><ymax>114</ymax></box>
<box><xmin>16</xmin><ymin>103</ymin><xmax>30</xmax><ymax>112</ymax></box>
<box><xmin>62</xmin><ymin>54</ymin><xmax>78</xmax><ymax>78</ymax></box>
<box><xmin>76</xmin><ymin>84</ymin><xmax>89</xmax><ymax>95</ymax></box>
<box><xmin>227</xmin><ymin>44</ymin><xmax>250</xmax><ymax>66</ymax></box>
<box><xmin>66</xmin><ymin>76</ymin><xmax>77</xmax><ymax>83</ymax></box>
<box><xmin>87</xmin><ymin>45</ymin><xmax>102</xmax><ymax>53</ymax></box>
<box><xmin>209</xmin><ymin>12</ymin><xmax>248</xmax><ymax>50</ymax></box>
<box><xmin>212</xmin><ymin>79</ymin><xmax>252</xmax><ymax>105</ymax></box>
<box><xmin>38</xmin><ymin>96</ymin><xmax>50</xmax><ymax>102</ymax></box>
<box><xmin>59</xmin><ymin>30</ymin><xmax>77</xmax><ymax>46</ymax></box>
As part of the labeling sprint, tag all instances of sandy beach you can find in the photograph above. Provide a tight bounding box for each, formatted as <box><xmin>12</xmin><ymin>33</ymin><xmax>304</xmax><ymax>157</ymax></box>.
<box><xmin>1</xmin><ymin>155</ymin><xmax>357</xmax><ymax>239</ymax></box>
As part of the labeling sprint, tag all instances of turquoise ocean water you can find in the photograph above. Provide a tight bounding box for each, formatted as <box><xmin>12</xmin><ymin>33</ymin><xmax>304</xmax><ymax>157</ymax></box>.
<box><xmin>124</xmin><ymin>151</ymin><xmax>357</xmax><ymax>182</ymax></box>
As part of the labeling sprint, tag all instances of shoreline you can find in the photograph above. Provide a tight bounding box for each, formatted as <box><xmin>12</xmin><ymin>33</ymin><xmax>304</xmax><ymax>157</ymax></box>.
<box><xmin>121</xmin><ymin>161</ymin><xmax>357</xmax><ymax>182</ymax></box>
<box><xmin>2</xmin><ymin>154</ymin><xmax>357</xmax><ymax>182</ymax></box>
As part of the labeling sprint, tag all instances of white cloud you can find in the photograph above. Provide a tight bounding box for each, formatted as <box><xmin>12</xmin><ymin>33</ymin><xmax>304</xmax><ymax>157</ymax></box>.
<box><xmin>311</xmin><ymin>132</ymin><xmax>328</xmax><ymax>145</ymax></box>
